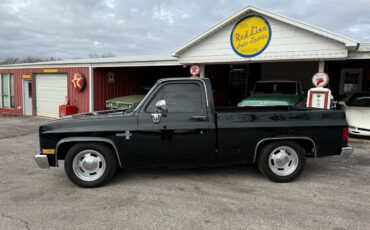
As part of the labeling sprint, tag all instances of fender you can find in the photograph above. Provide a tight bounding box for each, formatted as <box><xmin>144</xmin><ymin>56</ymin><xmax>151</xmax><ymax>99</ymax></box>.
<box><xmin>253</xmin><ymin>136</ymin><xmax>317</xmax><ymax>162</ymax></box>
<box><xmin>56</xmin><ymin>137</ymin><xmax>123</xmax><ymax>167</ymax></box>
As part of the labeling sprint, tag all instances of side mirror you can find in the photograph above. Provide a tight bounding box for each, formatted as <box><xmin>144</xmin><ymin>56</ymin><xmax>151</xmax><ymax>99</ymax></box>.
<box><xmin>155</xmin><ymin>100</ymin><xmax>167</xmax><ymax>112</ymax></box>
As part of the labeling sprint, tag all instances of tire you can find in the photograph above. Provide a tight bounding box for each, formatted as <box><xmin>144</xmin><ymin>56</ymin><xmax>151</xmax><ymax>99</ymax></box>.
<box><xmin>64</xmin><ymin>143</ymin><xmax>117</xmax><ymax>188</ymax></box>
<box><xmin>257</xmin><ymin>141</ymin><xmax>305</xmax><ymax>182</ymax></box>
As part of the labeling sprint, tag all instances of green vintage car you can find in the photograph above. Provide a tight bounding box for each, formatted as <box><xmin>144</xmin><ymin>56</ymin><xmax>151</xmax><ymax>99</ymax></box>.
<box><xmin>106</xmin><ymin>87</ymin><xmax>151</xmax><ymax>110</ymax></box>
<box><xmin>238</xmin><ymin>81</ymin><xmax>305</xmax><ymax>107</ymax></box>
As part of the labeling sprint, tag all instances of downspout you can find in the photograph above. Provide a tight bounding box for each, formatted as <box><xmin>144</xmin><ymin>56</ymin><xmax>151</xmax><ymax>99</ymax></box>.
<box><xmin>89</xmin><ymin>65</ymin><xmax>94</xmax><ymax>112</ymax></box>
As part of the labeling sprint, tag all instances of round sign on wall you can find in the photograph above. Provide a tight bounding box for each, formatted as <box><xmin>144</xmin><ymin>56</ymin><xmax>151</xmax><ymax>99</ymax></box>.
<box><xmin>71</xmin><ymin>72</ymin><xmax>86</xmax><ymax>91</ymax></box>
<box><xmin>190</xmin><ymin>65</ymin><xmax>201</xmax><ymax>76</ymax></box>
<box><xmin>230</xmin><ymin>15</ymin><xmax>271</xmax><ymax>58</ymax></box>
<box><xmin>106</xmin><ymin>71</ymin><xmax>116</xmax><ymax>83</ymax></box>
<box><xmin>312</xmin><ymin>72</ymin><xmax>329</xmax><ymax>87</ymax></box>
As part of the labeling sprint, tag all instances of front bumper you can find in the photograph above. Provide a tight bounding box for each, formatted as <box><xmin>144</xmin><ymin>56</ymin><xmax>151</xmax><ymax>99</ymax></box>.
<box><xmin>34</xmin><ymin>154</ymin><xmax>50</xmax><ymax>168</ymax></box>
<box><xmin>340</xmin><ymin>146</ymin><xmax>353</xmax><ymax>159</ymax></box>
<box><xmin>349</xmin><ymin>127</ymin><xmax>370</xmax><ymax>136</ymax></box>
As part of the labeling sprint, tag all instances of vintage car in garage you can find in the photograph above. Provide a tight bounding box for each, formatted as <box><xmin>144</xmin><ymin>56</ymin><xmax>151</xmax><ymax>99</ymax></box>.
<box><xmin>35</xmin><ymin>78</ymin><xmax>352</xmax><ymax>188</ymax></box>
<box><xmin>338</xmin><ymin>92</ymin><xmax>370</xmax><ymax>136</ymax></box>
<box><xmin>105</xmin><ymin>87</ymin><xmax>150</xmax><ymax>110</ymax></box>
<box><xmin>237</xmin><ymin>81</ymin><xmax>305</xmax><ymax>107</ymax></box>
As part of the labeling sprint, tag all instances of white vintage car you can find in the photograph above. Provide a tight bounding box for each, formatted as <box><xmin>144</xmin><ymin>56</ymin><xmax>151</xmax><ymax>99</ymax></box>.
<box><xmin>338</xmin><ymin>92</ymin><xmax>370</xmax><ymax>136</ymax></box>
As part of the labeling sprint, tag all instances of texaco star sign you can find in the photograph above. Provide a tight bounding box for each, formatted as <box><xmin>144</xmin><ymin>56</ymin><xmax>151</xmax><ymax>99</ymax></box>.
<box><xmin>71</xmin><ymin>72</ymin><xmax>86</xmax><ymax>91</ymax></box>
<box><xmin>190</xmin><ymin>65</ymin><xmax>201</xmax><ymax>76</ymax></box>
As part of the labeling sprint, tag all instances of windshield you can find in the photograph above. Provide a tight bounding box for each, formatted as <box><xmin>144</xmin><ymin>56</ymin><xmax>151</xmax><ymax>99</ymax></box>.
<box><xmin>131</xmin><ymin>84</ymin><xmax>158</xmax><ymax>113</ymax></box>
<box><xmin>347</xmin><ymin>93</ymin><xmax>370</xmax><ymax>107</ymax></box>
<box><xmin>253</xmin><ymin>82</ymin><xmax>297</xmax><ymax>94</ymax></box>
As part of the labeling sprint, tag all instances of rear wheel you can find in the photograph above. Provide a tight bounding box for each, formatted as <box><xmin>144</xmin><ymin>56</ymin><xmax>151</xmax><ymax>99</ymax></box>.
<box><xmin>65</xmin><ymin>143</ymin><xmax>117</xmax><ymax>188</ymax></box>
<box><xmin>257</xmin><ymin>141</ymin><xmax>305</xmax><ymax>182</ymax></box>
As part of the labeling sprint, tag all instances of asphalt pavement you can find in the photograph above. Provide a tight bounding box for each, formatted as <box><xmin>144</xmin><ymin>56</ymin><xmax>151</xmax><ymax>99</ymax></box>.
<box><xmin>0</xmin><ymin>116</ymin><xmax>369</xmax><ymax>230</ymax></box>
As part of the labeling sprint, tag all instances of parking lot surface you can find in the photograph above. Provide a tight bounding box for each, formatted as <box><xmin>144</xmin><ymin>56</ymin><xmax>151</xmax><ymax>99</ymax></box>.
<box><xmin>0</xmin><ymin>116</ymin><xmax>369</xmax><ymax>229</ymax></box>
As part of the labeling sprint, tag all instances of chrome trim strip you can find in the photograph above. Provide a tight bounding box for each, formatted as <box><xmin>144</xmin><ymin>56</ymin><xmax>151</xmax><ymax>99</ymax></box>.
<box><xmin>56</xmin><ymin>137</ymin><xmax>123</xmax><ymax>168</ymax></box>
<box><xmin>340</xmin><ymin>146</ymin><xmax>353</xmax><ymax>159</ymax></box>
<box><xmin>253</xmin><ymin>137</ymin><xmax>317</xmax><ymax>162</ymax></box>
<box><xmin>34</xmin><ymin>154</ymin><xmax>50</xmax><ymax>169</ymax></box>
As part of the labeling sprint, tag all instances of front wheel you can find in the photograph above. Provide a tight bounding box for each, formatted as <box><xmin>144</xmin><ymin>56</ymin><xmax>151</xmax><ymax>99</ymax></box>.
<box><xmin>257</xmin><ymin>141</ymin><xmax>305</xmax><ymax>182</ymax></box>
<box><xmin>65</xmin><ymin>143</ymin><xmax>117</xmax><ymax>188</ymax></box>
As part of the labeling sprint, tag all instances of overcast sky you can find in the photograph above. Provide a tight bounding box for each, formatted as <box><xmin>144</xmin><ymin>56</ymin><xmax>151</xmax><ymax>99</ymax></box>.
<box><xmin>0</xmin><ymin>0</ymin><xmax>369</xmax><ymax>60</ymax></box>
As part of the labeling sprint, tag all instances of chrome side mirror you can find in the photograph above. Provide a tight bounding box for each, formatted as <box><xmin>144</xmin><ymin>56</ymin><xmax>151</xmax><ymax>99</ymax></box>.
<box><xmin>151</xmin><ymin>100</ymin><xmax>167</xmax><ymax>124</ymax></box>
<box><xmin>155</xmin><ymin>100</ymin><xmax>167</xmax><ymax>112</ymax></box>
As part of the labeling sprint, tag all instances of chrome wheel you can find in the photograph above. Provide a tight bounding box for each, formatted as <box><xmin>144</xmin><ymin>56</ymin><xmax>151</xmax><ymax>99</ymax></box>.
<box><xmin>72</xmin><ymin>150</ymin><xmax>106</xmax><ymax>182</ymax></box>
<box><xmin>268</xmin><ymin>146</ymin><xmax>299</xmax><ymax>176</ymax></box>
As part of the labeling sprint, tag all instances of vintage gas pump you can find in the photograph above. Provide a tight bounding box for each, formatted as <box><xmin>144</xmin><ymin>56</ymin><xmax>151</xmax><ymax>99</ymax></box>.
<box><xmin>306</xmin><ymin>72</ymin><xmax>331</xmax><ymax>109</ymax></box>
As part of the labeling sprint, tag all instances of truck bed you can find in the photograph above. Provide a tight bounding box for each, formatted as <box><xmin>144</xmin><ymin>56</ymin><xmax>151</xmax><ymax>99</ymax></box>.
<box><xmin>214</xmin><ymin>106</ymin><xmax>347</xmax><ymax>162</ymax></box>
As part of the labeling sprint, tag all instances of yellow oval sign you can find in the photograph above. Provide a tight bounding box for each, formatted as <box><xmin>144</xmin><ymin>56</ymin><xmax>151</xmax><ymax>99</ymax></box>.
<box><xmin>230</xmin><ymin>15</ymin><xmax>271</xmax><ymax>57</ymax></box>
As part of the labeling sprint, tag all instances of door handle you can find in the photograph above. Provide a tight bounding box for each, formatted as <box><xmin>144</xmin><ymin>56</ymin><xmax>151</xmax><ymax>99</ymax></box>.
<box><xmin>191</xmin><ymin>115</ymin><xmax>208</xmax><ymax>121</ymax></box>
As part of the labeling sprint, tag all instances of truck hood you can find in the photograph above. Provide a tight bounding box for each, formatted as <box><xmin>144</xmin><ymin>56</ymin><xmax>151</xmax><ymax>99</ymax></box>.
<box><xmin>106</xmin><ymin>95</ymin><xmax>145</xmax><ymax>104</ymax></box>
<box><xmin>40</xmin><ymin>109</ymin><xmax>137</xmax><ymax>134</ymax></box>
<box><xmin>238</xmin><ymin>94</ymin><xmax>303</xmax><ymax>106</ymax></box>
<box><xmin>345</xmin><ymin>106</ymin><xmax>370</xmax><ymax>129</ymax></box>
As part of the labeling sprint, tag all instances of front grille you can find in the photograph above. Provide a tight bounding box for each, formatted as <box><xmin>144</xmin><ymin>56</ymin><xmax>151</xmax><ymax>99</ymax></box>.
<box><xmin>106</xmin><ymin>102</ymin><xmax>117</xmax><ymax>107</ymax></box>
<box><xmin>118</xmin><ymin>104</ymin><xmax>130</xmax><ymax>109</ymax></box>
<box><xmin>358</xmin><ymin>127</ymin><xmax>370</xmax><ymax>132</ymax></box>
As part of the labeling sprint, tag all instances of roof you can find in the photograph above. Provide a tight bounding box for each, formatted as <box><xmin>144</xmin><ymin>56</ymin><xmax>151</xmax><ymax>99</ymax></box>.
<box><xmin>0</xmin><ymin>55</ymin><xmax>179</xmax><ymax>69</ymax></box>
<box><xmin>358</xmin><ymin>43</ymin><xmax>370</xmax><ymax>52</ymax></box>
<box><xmin>172</xmin><ymin>5</ymin><xmax>359</xmax><ymax>56</ymax></box>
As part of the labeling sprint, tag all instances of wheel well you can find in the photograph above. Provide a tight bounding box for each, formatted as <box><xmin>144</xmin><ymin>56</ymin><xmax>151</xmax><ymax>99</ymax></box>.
<box><xmin>57</xmin><ymin>141</ymin><xmax>122</xmax><ymax>167</ymax></box>
<box><xmin>255</xmin><ymin>138</ymin><xmax>316</xmax><ymax>162</ymax></box>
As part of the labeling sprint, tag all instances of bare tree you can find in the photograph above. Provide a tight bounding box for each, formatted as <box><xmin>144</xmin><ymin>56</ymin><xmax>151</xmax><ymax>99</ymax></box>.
<box><xmin>0</xmin><ymin>56</ymin><xmax>62</xmax><ymax>65</ymax></box>
<box><xmin>88</xmin><ymin>52</ymin><xmax>115</xmax><ymax>58</ymax></box>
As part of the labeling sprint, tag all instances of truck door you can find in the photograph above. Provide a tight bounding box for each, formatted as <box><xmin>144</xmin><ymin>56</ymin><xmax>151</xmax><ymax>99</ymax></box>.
<box><xmin>138</xmin><ymin>81</ymin><xmax>211</xmax><ymax>166</ymax></box>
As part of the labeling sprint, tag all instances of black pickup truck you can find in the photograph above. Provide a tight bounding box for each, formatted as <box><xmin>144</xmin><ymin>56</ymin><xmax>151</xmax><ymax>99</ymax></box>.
<box><xmin>35</xmin><ymin>78</ymin><xmax>352</xmax><ymax>187</ymax></box>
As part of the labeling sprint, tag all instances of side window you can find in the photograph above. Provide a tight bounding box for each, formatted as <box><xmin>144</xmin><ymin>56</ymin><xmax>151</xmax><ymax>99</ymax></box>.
<box><xmin>145</xmin><ymin>87</ymin><xmax>164</xmax><ymax>113</ymax></box>
<box><xmin>163</xmin><ymin>83</ymin><xmax>203</xmax><ymax>113</ymax></box>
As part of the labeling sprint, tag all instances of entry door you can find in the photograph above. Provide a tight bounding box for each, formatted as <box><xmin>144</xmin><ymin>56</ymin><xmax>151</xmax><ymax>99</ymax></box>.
<box><xmin>23</xmin><ymin>79</ymin><xmax>32</xmax><ymax>115</ymax></box>
<box><xmin>137</xmin><ymin>82</ymin><xmax>210</xmax><ymax>166</ymax></box>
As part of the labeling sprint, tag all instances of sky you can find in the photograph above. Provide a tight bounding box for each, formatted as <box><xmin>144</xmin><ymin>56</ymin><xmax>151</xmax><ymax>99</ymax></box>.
<box><xmin>0</xmin><ymin>0</ymin><xmax>369</xmax><ymax>60</ymax></box>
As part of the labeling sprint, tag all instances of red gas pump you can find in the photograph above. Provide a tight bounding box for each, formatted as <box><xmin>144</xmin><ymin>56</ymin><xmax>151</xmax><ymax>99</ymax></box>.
<box><xmin>59</xmin><ymin>96</ymin><xmax>77</xmax><ymax>118</ymax></box>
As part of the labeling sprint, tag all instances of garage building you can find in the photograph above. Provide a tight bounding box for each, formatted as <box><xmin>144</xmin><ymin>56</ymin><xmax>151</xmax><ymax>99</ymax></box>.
<box><xmin>0</xmin><ymin>6</ymin><xmax>369</xmax><ymax>118</ymax></box>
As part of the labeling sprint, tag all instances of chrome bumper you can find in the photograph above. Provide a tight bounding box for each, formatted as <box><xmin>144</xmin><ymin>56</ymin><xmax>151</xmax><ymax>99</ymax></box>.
<box><xmin>340</xmin><ymin>146</ymin><xmax>353</xmax><ymax>159</ymax></box>
<box><xmin>34</xmin><ymin>154</ymin><xmax>50</xmax><ymax>168</ymax></box>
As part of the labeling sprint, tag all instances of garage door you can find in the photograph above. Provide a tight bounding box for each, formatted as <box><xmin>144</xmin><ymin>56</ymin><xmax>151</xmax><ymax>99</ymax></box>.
<box><xmin>36</xmin><ymin>74</ymin><xmax>67</xmax><ymax>118</ymax></box>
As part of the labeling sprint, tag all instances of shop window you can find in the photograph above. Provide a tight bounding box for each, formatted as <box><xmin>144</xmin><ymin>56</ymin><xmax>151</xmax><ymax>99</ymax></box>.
<box><xmin>0</xmin><ymin>74</ymin><xmax>15</xmax><ymax>108</ymax></box>
<box><xmin>340</xmin><ymin>69</ymin><xmax>363</xmax><ymax>95</ymax></box>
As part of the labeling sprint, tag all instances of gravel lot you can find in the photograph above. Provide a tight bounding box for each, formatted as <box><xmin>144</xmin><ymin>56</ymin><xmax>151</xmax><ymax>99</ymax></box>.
<box><xmin>0</xmin><ymin>116</ymin><xmax>369</xmax><ymax>230</ymax></box>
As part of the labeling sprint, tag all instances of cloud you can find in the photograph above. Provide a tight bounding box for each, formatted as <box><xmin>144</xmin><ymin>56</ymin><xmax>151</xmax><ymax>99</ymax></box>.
<box><xmin>0</xmin><ymin>0</ymin><xmax>369</xmax><ymax>60</ymax></box>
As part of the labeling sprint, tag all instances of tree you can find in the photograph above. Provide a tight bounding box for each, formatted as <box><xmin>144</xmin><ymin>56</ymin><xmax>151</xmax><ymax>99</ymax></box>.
<box><xmin>88</xmin><ymin>52</ymin><xmax>115</xmax><ymax>58</ymax></box>
<box><xmin>0</xmin><ymin>56</ymin><xmax>62</xmax><ymax>65</ymax></box>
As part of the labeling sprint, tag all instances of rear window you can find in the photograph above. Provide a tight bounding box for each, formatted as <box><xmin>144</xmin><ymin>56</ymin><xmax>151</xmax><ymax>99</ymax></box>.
<box><xmin>347</xmin><ymin>93</ymin><xmax>370</xmax><ymax>107</ymax></box>
<box><xmin>254</xmin><ymin>82</ymin><xmax>297</xmax><ymax>94</ymax></box>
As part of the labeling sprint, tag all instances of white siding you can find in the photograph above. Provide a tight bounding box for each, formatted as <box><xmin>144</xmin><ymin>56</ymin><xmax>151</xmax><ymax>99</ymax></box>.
<box><xmin>36</xmin><ymin>74</ymin><xmax>67</xmax><ymax>118</ymax></box>
<box><xmin>177</xmin><ymin>13</ymin><xmax>348</xmax><ymax>64</ymax></box>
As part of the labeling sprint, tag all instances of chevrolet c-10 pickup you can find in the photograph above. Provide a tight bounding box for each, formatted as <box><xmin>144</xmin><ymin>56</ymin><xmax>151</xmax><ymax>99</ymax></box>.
<box><xmin>35</xmin><ymin>78</ymin><xmax>352</xmax><ymax>187</ymax></box>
